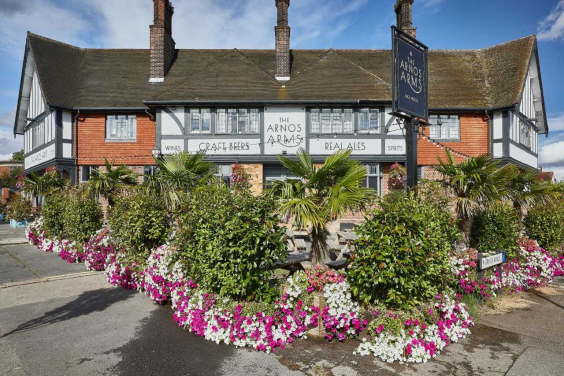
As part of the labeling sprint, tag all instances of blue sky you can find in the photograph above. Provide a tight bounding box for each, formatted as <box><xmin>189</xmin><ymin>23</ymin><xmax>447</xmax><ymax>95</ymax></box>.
<box><xmin>0</xmin><ymin>0</ymin><xmax>563</xmax><ymax>178</ymax></box>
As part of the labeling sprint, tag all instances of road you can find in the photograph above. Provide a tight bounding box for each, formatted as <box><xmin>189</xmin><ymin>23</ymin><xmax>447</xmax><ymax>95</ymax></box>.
<box><xmin>1</xmin><ymin>221</ymin><xmax>564</xmax><ymax>375</ymax></box>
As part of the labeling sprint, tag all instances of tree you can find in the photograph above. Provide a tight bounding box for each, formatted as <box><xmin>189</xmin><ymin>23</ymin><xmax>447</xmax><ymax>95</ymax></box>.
<box><xmin>86</xmin><ymin>158</ymin><xmax>138</xmax><ymax>207</ymax></box>
<box><xmin>0</xmin><ymin>167</ymin><xmax>22</xmax><ymax>189</ymax></box>
<box><xmin>506</xmin><ymin>166</ymin><xmax>558</xmax><ymax>217</ymax></box>
<box><xmin>22</xmin><ymin>166</ymin><xmax>69</xmax><ymax>198</ymax></box>
<box><xmin>434</xmin><ymin>150</ymin><xmax>514</xmax><ymax>243</ymax></box>
<box><xmin>265</xmin><ymin>149</ymin><xmax>376</xmax><ymax>264</ymax></box>
<box><xmin>12</xmin><ymin>149</ymin><xmax>24</xmax><ymax>161</ymax></box>
<box><xmin>142</xmin><ymin>151</ymin><xmax>217</xmax><ymax>211</ymax></box>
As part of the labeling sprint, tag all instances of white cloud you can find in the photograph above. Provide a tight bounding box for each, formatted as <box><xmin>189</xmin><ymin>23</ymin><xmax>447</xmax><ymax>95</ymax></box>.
<box><xmin>86</xmin><ymin>0</ymin><xmax>368</xmax><ymax>50</ymax></box>
<box><xmin>0</xmin><ymin>154</ymin><xmax>15</xmax><ymax>161</ymax></box>
<box><xmin>540</xmin><ymin>140</ymin><xmax>564</xmax><ymax>165</ymax></box>
<box><xmin>0</xmin><ymin>0</ymin><xmax>92</xmax><ymax>59</ymax></box>
<box><xmin>538</xmin><ymin>0</ymin><xmax>564</xmax><ymax>41</ymax></box>
<box><xmin>547</xmin><ymin>113</ymin><xmax>564</xmax><ymax>132</ymax></box>
<box><xmin>0</xmin><ymin>109</ymin><xmax>23</xmax><ymax>157</ymax></box>
<box><xmin>420</xmin><ymin>0</ymin><xmax>446</xmax><ymax>7</ymax></box>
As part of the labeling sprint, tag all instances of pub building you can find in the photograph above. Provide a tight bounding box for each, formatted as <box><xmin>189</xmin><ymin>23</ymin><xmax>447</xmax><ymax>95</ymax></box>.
<box><xmin>14</xmin><ymin>0</ymin><xmax>548</xmax><ymax>199</ymax></box>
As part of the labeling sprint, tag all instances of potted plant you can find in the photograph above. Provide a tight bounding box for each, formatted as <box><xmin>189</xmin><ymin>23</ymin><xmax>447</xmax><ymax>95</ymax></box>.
<box><xmin>5</xmin><ymin>194</ymin><xmax>32</xmax><ymax>228</ymax></box>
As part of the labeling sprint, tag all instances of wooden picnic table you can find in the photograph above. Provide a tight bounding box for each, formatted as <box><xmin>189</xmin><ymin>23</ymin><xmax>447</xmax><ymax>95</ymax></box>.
<box><xmin>337</xmin><ymin>231</ymin><xmax>358</xmax><ymax>245</ymax></box>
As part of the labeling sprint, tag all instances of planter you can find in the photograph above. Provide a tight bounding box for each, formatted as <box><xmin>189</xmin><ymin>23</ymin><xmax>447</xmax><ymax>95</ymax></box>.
<box><xmin>10</xmin><ymin>219</ymin><xmax>28</xmax><ymax>228</ymax></box>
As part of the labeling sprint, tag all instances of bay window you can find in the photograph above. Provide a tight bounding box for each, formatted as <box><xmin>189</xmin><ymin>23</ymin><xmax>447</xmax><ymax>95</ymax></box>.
<box><xmin>519</xmin><ymin>120</ymin><xmax>533</xmax><ymax>149</ymax></box>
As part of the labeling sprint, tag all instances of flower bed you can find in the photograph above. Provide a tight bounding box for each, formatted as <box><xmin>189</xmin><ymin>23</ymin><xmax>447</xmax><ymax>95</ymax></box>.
<box><xmin>355</xmin><ymin>294</ymin><xmax>472</xmax><ymax>363</ymax></box>
<box><xmin>450</xmin><ymin>239</ymin><xmax>564</xmax><ymax>301</ymax></box>
<box><xmin>84</xmin><ymin>229</ymin><xmax>117</xmax><ymax>271</ymax></box>
<box><xmin>23</xmin><ymin>218</ymin><xmax>564</xmax><ymax>364</ymax></box>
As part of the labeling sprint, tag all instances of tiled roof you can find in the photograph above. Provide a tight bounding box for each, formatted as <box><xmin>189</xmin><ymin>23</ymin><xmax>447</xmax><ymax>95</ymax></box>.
<box><xmin>25</xmin><ymin>32</ymin><xmax>537</xmax><ymax>109</ymax></box>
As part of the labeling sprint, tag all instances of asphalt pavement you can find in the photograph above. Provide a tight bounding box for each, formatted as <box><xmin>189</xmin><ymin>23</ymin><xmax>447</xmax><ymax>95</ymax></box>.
<box><xmin>1</xmin><ymin>220</ymin><xmax>564</xmax><ymax>375</ymax></box>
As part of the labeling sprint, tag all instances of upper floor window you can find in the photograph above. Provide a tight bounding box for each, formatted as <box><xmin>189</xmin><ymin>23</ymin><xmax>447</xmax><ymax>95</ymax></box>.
<box><xmin>189</xmin><ymin>108</ymin><xmax>211</xmax><ymax>133</ymax></box>
<box><xmin>311</xmin><ymin>109</ymin><xmax>354</xmax><ymax>134</ymax></box>
<box><xmin>429</xmin><ymin>115</ymin><xmax>460</xmax><ymax>140</ymax></box>
<box><xmin>216</xmin><ymin>108</ymin><xmax>260</xmax><ymax>134</ymax></box>
<box><xmin>519</xmin><ymin>120</ymin><xmax>533</xmax><ymax>150</ymax></box>
<box><xmin>106</xmin><ymin>115</ymin><xmax>136</xmax><ymax>141</ymax></box>
<box><xmin>358</xmin><ymin>109</ymin><xmax>379</xmax><ymax>133</ymax></box>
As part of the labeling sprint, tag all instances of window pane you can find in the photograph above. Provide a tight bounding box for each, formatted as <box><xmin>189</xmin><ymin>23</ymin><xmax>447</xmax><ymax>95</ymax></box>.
<box><xmin>250</xmin><ymin>109</ymin><xmax>259</xmax><ymax>133</ymax></box>
<box><xmin>128</xmin><ymin>116</ymin><xmax>136</xmax><ymax>139</ymax></box>
<box><xmin>311</xmin><ymin>109</ymin><xmax>320</xmax><ymax>133</ymax></box>
<box><xmin>117</xmin><ymin>116</ymin><xmax>127</xmax><ymax>138</ymax></box>
<box><xmin>238</xmin><ymin>109</ymin><xmax>248</xmax><ymax>133</ymax></box>
<box><xmin>332</xmin><ymin>109</ymin><xmax>343</xmax><ymax>133</ymax></box>
<box><xmin>228</xmin><ymin>109</ymin><xmax>237</xmax><ymax>133</ymax></box>
<box><xmin>359</xmin><ymin>109</ymin><xmax>368</xmax><ymax>132</ymax></box>
<box><xmin>217</xmin><ymin>109</ymin><xmax>226</xmax><ymax>133</ymax></box>
<box><xmin>369</xmin><ymin>109</ymin><xmax>379</xmax><ymax>132</ymax></box>
<box><xmin>449</xmin><ymin>118</ymin><xmax>459</xmax><ymax>139</ymax></box>
<box><xmin>191</xmin><ymin>109</ymin><xmax>200</xmax><ymax>132</ymax></box>
<box><xmin>201</xmin><ymin>109</ymin><xmax>211</xmax><ymax>132</ymax></box>
<box><xmin>321</xmin><ymin>109</ymin><xmax>331</xmax><ymax>133</ymax></box>
<box><xmin>368</xmin><ymin>177</ymin><xmax>378</xmax><ymax>190</ymax></box>
<box><xmin>344</xmin><ymin>109</ymin><xmax>353</xmax><ymax>133</ymax></box>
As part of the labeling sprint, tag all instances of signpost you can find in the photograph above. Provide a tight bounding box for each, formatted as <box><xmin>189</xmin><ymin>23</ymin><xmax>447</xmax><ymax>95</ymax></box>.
<box><xmin>477</xmin><ymin>251</ymin><xmax>506</xmax><ymax>281</ymax></box>
<box><xmin>391</xmin><ymin>26</ymin><xmax>429</xmax><ymax>188</ymax></box>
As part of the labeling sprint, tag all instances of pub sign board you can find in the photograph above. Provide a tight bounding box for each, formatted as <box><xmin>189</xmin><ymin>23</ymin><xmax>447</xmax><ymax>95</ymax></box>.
<box><xmin>391</xmin><ymin>26</ymin><xmax>429</xmax><ymax>121</ymax></box>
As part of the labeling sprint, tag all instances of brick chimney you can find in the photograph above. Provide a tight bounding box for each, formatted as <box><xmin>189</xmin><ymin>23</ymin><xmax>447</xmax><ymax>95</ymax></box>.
<box><xmin>395</xmin><ymin>0</ymin><xmax>416</xmax><ymax>38</ymax></box>
<box><xmin>275</xmin><ymin>0</ymin><xmax>291</xmax><ymax>81</ymax></box>
<box><xmin>149</xmin><ymin>0</ymin><xmax>176</xmax><ymax>82</ymax></box>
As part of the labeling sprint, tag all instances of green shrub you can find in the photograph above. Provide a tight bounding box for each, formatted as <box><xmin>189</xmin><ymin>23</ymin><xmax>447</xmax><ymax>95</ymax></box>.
<box><xmin>61</xmin><ymin>193</ymin><xmax>102</xmax><ymax>243</ymax></box>
<box><xmin>524</xmin><ymin>200</ymin><xmax>564</xmax><ymax>251</ymax></box>
<box><xmin>470</xmin><ymin>204</ymin><xmax>522</xmax><ymax>258</ymax></box>
<box><xmin>5</xmin><ymin>194</ymin><xmax>32</xmax><ymax>222</ymax></box>
<box><xmin>108</xmin><ymin>188</ymin><xmax>172</xmax><ymax>256</ymax></box>
<box><xmin>42</xmin><ymin>192</ymin><xmax>67</xmax><ymax>238</ymax></box>
<box><xmin>347</xmin><ymin>190</ymin><xmax>460</xmax><ymax>310</ymax></box>
<box><xmin>175</xmin><ymin>185</ymin><xmax>287</xmax><ymax>302</ymax></box>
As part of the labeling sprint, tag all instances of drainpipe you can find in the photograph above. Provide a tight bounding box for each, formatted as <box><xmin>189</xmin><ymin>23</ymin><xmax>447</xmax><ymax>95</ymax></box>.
<box><xmin>74</xmin><ymin>109</ymin><xmax>80</xmax><ymax>185</ymax></box>
<box><xmin>485</xmin><ymin>111</ymin><xmax>492</xmax><ymax>157</ymax></box>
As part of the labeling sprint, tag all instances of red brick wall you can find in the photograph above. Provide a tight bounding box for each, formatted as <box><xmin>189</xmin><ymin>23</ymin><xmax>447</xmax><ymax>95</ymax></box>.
<box><xmin>0</xmin><ymin>167</ymin><xmax>10</xmax><ymax>175</ymax></box>
<box><xmin>77</xmin><ymin>113</ymin><xmax>156</xmax><ymax>166</ymax></box>
<box><xmin>418</xmin><ymin>114</ymin><xmax>489</xmax><ymax>166</ymax></box>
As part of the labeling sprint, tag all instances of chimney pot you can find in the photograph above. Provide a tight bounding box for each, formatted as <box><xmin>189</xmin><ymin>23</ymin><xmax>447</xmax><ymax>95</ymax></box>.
<box><xmin>275</xmin><ymin>0</ymin><xmax>291</xmax><ymax>81</ymax></box>
<box><xmin>395</xmin><ymin>0</ymin><xmax>416</xmax><ymax>38</ymax></box>
<box><xmin>150</xmin><ymin>0</ymin><xmax>176</xmax><ymax>82</ymax></box>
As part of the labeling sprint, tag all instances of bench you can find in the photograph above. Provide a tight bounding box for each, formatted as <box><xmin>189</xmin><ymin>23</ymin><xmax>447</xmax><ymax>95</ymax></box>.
<box><xmin>337</xmin><ymin>231</ymin><xmax>358</xmax><ymax>245</ymax></box>
<box><xmin>327</xmin><ymin>240</ymin><xmax>342</xmax><ymax>252</ymax></box>
<box><xmin>325</xmin><ymin>258</ymin><xmax>348</xmax><ymax>270</ymax></box>
<box><xmin>294</xmin><ymin>238</ymin><xmax>307</xmax><ymax>252</ymax></box>
<box><xmin>274</xmin><ymin>251</ymin><xmax>312</xmax><ymax>275</ymax></box>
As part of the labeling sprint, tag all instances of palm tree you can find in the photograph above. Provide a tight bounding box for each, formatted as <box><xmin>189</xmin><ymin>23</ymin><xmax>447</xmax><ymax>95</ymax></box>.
<box><xmin>265</xmin><ymin>149</ymin><xmax>376</xmax><ymax>264</ymax></box>
<box><xmin>86</xmin><ymin>158</ymin><xmax>138</xmax><ymax>207</ymax></box>
<box><xmin>142</xmin><ymin>151</ymin><xmax>217</xmax><ymax>211</ymax></box>
<box><xmin>23</xmin><ymin>168</ymin><xmax>69</xmax><ymax>204</ymax></box>
<box><xmin>507</xmin><ymin>166</ymin><xmax>558</xmax><ymax>217</ymax></box>
<box><xmin>434</xmin><ymin>150</ymin><xmax>514</xmax><ymax>243</ymax></box>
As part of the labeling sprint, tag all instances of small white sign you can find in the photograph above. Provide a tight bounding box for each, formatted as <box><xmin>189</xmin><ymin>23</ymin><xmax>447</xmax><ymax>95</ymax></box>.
<box><xmin>479</xmin><ymin>253</ymin><xmax>504</xmax><ymax>270</ymax></box>
<box><xmin>309</xmin><ymin>138</ymin><xmax>382</xmax><ymax>155</ymax></box>
<box><xmin>161</xmin><ymin>139</ymin><xmax>185</xmax><ymax>154</ymax></box>
<box><xmin>264</xmin><ymin>107</ymin><xmax>306</xmax><ymax>155</ymax></box>
<box><xmin>25</xmin><ymin>144</ymin><xmax>56</xmax><ymax>170</ymax></box>
<box><xmin>187</xmin><ymin>139</ymin><xmax>260</xmax><ymax>155</ymax></box>
<box><xmin>385</xmin><ymin>139</ymin><xmax>406</xmax><ymax>155</ymax></box>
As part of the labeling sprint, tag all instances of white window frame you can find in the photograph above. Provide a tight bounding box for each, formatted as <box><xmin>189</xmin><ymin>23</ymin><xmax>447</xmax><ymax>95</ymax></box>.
<box><xmin>106</xmin><ymin>115</ymin><xmax>137</xmax><ymax>141</ymax></box>
<box><xmin>429</xmin><ymin>115</ymin><xmax>460</xmax><ymax>140</ymax></box>
<box><xmin>188</xmin><ymin>108</ymin><xmax>211</xmax><ymax>133</ymax></box>
<box><xmin>358</xmin><ymin>109</ymin><xmax>379</xmax><ymax>134</ymax></box>
<box><xmin>216</xmin><ymin>108</ymin><xmax>260</xmax><ymax>134</ymax></box>
<box><xmin>311</xmin><ymin>108</ymin><xmax>355</xmax><ymax>134</ymax></box>
<box><xmin>81</xmin><ymin>166</ymin><xmax>98</xmax><ymax>183</ymax></box>
<box><xmin>363</xmin><ymin>164</ymin><xmax>380</xmax><ymax>193</ymax></box>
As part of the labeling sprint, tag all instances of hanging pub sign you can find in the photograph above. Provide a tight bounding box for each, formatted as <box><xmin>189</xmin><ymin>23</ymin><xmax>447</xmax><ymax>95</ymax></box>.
<box><xmin>391</xmin><ymin>26</ymin><xmax>429</xmax><ymax>121</ymax></box>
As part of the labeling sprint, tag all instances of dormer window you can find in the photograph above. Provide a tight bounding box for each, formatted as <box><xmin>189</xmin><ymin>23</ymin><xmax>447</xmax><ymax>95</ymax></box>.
<box><xmin>106</xmin><ymin>115</ymin><xmax>136</xmax><ymax>141</ymax></box>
